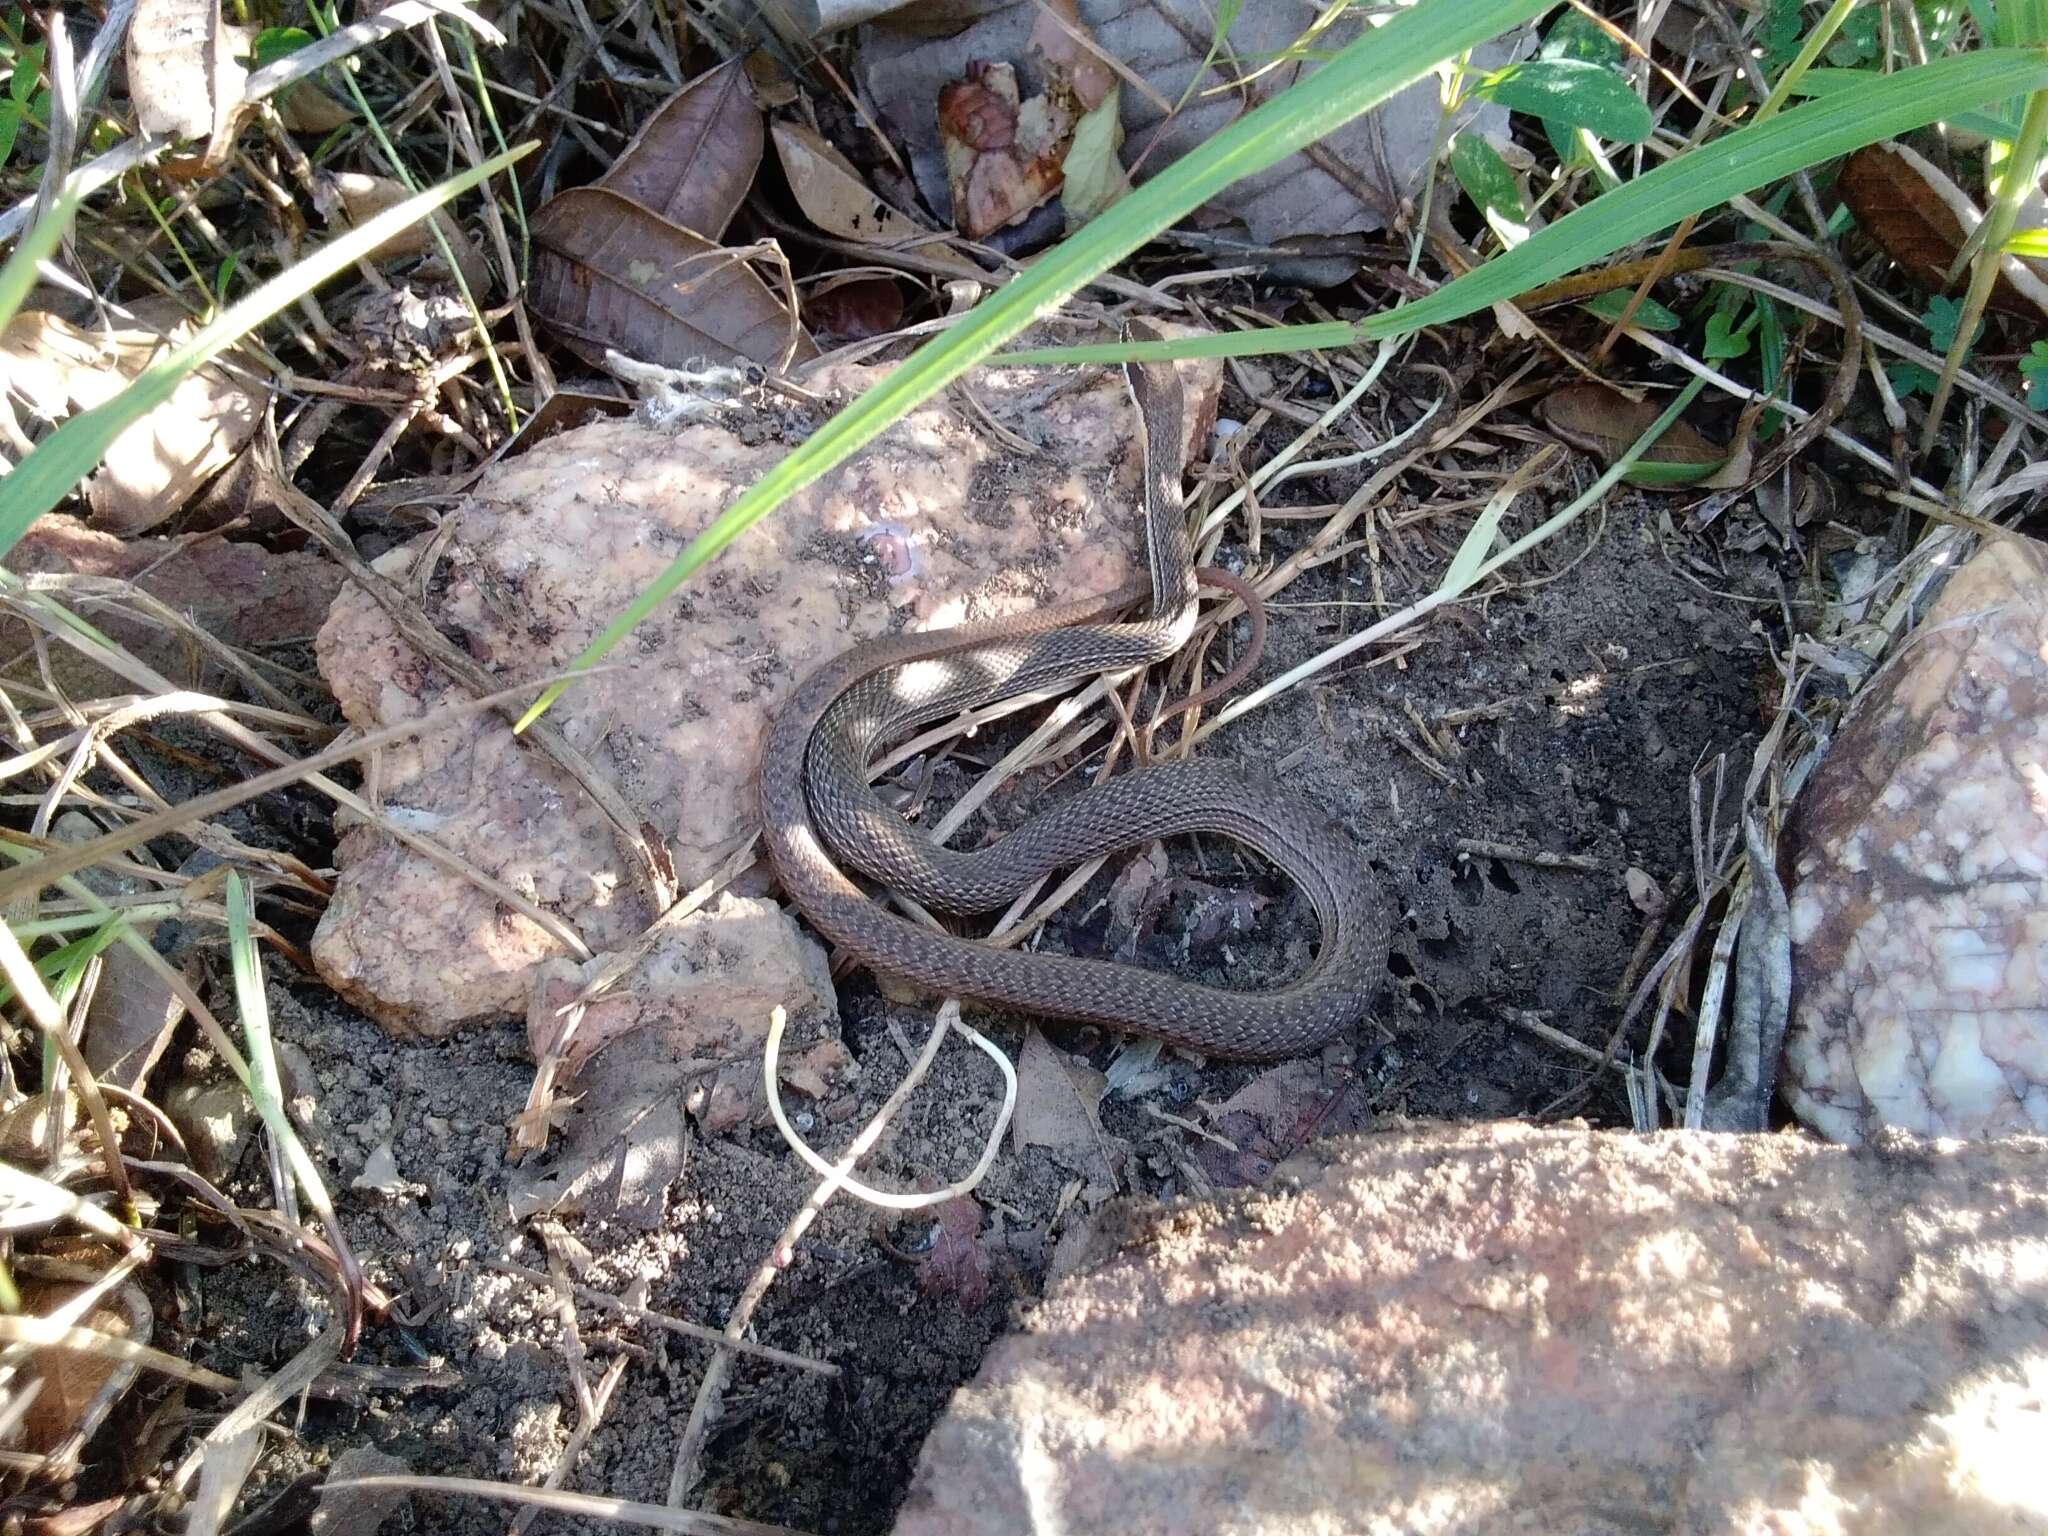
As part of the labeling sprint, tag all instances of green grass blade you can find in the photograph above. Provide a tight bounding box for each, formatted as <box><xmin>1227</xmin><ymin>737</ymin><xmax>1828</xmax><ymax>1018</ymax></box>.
<box><xmin>0</xmin><ymin>142</ymin><xmax>535</xmax><ymax>560</ymax></box>
<box><xmin>1005</xmin><ymin>47</ymin><xmax>2048</xmax><ymax>368</ymax></box>
<box><xmin>0</xmin><ymin>181</ymin><xmax>82</xmax><ymax>334</ymax></box>
<box><xmin>515</xmin><ymin>0</ymin><xmax>1556</xmax><ymax>728</ymax></box>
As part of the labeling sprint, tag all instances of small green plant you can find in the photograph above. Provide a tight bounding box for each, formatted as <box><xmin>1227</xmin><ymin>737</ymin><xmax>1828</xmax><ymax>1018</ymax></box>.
<box><xmin>2021</xmin><ymin>339</ymin><xmax>2048</xmax><ymax>406</ymax></box>
<box><xmin>0</xmin><ymin>19</ymin><xmax>48</xmax><ymax>168</ymax></box>
<box><xmin>1890</xmin><ymin>295</ymin><xmax>1986</xmax><ymax>397</ymax></box>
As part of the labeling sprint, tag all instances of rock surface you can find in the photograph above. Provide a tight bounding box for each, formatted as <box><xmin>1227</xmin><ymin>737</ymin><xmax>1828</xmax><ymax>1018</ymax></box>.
<box><xmin>893</xmin><ymin>1120</ymin><xmax>2048</xmax><ymax>1536</ymax></box>
<box><xmin>1785</xmin><ymin>536</ymin><xmax>2048</xmax><ymax>1142</ymax></box>
<box><xmin>5</xmin><ymin>515</ymin><xmax>342</xmax><ymax>688</ymax></box>
<box><xmin>312</xmin><ymin>345</ymin><xmax>1219</xmax><ymax>1035</ymax></box>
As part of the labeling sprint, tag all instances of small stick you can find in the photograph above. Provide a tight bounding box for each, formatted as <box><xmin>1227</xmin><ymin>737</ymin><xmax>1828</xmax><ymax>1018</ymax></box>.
<box><xmin>479</xmin><ymin>1260</ymin><xmax>837</xmax><ymax>1376</ymax></box>
<box><xmin>1455</xmin><ymin>838</ymin><xmax>1620</xmax><ymax>875</ymax></box>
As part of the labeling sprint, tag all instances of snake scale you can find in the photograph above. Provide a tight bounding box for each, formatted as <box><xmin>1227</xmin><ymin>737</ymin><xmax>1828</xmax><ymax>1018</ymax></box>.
<box><xmin>757</xmin><ymin>322</ymin><xmax>1388</xmax><ymax>1060</ymax></box>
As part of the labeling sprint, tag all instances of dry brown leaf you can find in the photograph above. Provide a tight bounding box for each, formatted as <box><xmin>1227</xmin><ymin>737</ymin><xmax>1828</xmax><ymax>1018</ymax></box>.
<box><xmin>1010</xmin><ymin>1027</ymin><xmax>1116</xmax><ymax>1185</ymax></box>
<box><xmin>938</xmin><ymin>62</ymin><xmax>1069</xmax><ymax>238</ymax></box>
<box><xmin>597</xmin><ymin>57</ymin><xmax>763</xmax><ymax>238</ymax></box>
<box><xmin>1839</xmin><ymin>142</ymin><xmax>2045</xmax><ymax>318</ymax></box>
<box><xmin>805</xmin><ymin>276</ymin><xmax>906</xmax><ymax>342</ymax></box>
<box><xmin>1029</xmin><ymin>0</ymin><xmax>1116</xmax><ymax>111</ymax></box>
<box><xmin>276</xmin><ymin>78</ymin><xmax>355</xmax><ymax>134</ymax></box>
<box><xmin>126</xmin><ymin>0</ymin><xmax>239</xmax><ymax>144</ymax></box>
<box><xmin>318</xmin><ymin>171</ymin><xmax>493</xmax><ymax>296</ymax></box>
<box><xmin>17</xmin><ymin>1279</ymin><xmax>149</xmax><ymax>1458</ymax></box>
<box><xmin>529</xmin><ymin>187</ymin><xmax>817</xmax><ymax>372</ymax></box>
<box><xmin>771</xmin><ymin>119</ymin><xmax>930</xmax><ymax>245</ymax></box>
<box><xmin>1535</xmin><ymin>381</ymin><xmax>1727</xmax><ymax>469</ymax></box>
<box><xmin>1</xmin><ymin>309</ymin><xmax>261</xmax><ymax>535</ymax></box>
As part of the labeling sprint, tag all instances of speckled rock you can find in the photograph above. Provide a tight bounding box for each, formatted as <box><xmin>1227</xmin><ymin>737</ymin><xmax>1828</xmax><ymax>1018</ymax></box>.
<box><xmin>1784</xmin><ymin>536</ymin><xmax>2048</xmax><ymax>1143</ymax></box>
<box><xmin>312</xmin><ymin>341</ymin><xmax>1220</xmax><ymax>1035</ymax></box>
<box><xmin>5</xmin><ymin>514</ymin><xmax>342</xmax><ymax>687</ymax></box>
<box><xmin>893</xmin><ymin>1120</ymin><xmax>2048</xmax><ymax>1536</ymax></box>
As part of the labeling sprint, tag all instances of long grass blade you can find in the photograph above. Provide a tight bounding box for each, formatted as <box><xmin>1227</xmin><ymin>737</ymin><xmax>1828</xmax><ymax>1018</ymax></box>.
<box><xmin>0</xmin><ymin>182</ymin><xmax>82</xmax><ymax>334</ymax></box>
<box><xmin>514</xmin><ymin>0</ymin><xmax>1555</xmax><ymax>728</ymax></box>
<box><xmin>1006</xmin><ymin>48</ymin><xmax>2048</xmax><ymax>367</ymax></box>
<box><xmin>0</xmin><ymin>142</ymin><xmax>535</xmax><ymax>558</ymax></box>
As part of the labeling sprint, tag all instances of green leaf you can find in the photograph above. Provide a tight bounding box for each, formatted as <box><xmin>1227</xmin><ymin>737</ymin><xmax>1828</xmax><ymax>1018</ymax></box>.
<box><xmin>1449</xmin><ymin>131</ymin><xmax>1527</xmax><ymax>243</ymax></box>
<box><xmin>1790</xmin><ymin>66</ymin><xmax>2022</xmax><ymax>142</ymax></box>
<box><xmin>2007</xmin><ymin>225</ymin><xmax>2048</xmax><ymax>256</ymax></box>
<box><xmin>514</xmin><ymin>0</ymin><xmax>1562</xmax><ymax>729</ymax></box>
<box><xmin>1925</xmin><ymin>294</ymin><xmax>1983</xmax><ymax>353</ymax></box>
<box><xmin>0</xmin><ymin>180</ymin><xmax>81</xmax><ymax>336</ymax></box>
<box><xmin>1540</xmin><ymin>7</ymin><xmax>1623</xmax><ymax>65</ymax></box>
<box><xmin>1061</xmin><ymin>86</ymin><xmax>1128</xmax><ymax>227</ymax></box>
<box><xmin>1577</xmin><ymin>287</ymin><xmax>1681</xmax><ymax>330</ymax></box>
<box><xmin>1007</xmin><ymin>49</ymin><xmax>2048</xmax><ymax>369</ymax></box>
<box><xmin>1476</xmin><ymin>58</ymin><xmax>1653</xmax><ymax>143</ymax></box>
<box><xmin>0</xmin><ymin>101</ymin><xmax>17</xmax><ymax>166</ymax></box>
<box><xmin>0</xmin><ymin>143</ymin><xmax>535</xmax><ymax>560</ymax></box>
<box><xmin>1890</xmin><ymin>360</ymin><xmax>1939</xmax><ymax>397</ymax></box>
<box><xmin>251</xmin><ymin>25</ymin><xmax>317</xmax><ymax>67</ymax></box>
<box><xmin>2021</xmin><ymin>340</ymin><xmax>2048</xmax><ymax>408</ymax></box>
<box><xmin>1824</xmin><ymin>5</ymin><xmax>1883</xmax><ymax>65</ymax></box>
<box><xmin>9</xmin><ymin>41</ymin><xmax>43</xmax><ymax>106</ymax></box>
<box><xmin>1760</xmin><ymin>0</ymin><xmax>1806</xmax><ymax>76</ymax></box>
<box><xmin>1704</xmin><ymin>309</ymin><xmax>1752</xmax><ymax>363</ymax></box>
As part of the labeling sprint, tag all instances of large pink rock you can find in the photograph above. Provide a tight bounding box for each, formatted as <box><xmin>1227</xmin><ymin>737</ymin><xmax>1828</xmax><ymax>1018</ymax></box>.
<box><xmin>312</xmin><ymin>344</ymin><xmax>1220</xmax><ymax>1035</ymax></box>
<box><xmin>1785</xmin><ymin>536</ymin><xmax>2048</xmax><ymax>1143</ymax></box>
<box><xmin>894</xmin><ymin>1121</ymin><xmax>2048</xmax><ymax>1535</ymax></box>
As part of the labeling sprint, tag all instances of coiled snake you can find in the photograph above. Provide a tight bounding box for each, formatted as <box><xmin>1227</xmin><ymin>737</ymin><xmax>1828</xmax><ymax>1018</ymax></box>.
<box><xmin>757</xmin><ymin>323</ymin><xmax>1387</xmax><ymax>1059</ymax></box>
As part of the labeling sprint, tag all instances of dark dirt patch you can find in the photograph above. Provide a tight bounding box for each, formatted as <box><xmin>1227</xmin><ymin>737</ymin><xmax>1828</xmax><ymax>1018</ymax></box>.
<box><xmin>112</xmin><ymin>401</ymin><xmax>1773</xmax><ymax>1536</ymax></box>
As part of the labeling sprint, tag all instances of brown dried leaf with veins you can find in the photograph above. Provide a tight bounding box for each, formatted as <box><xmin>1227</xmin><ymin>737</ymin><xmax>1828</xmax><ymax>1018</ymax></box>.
<box><xmin>528</xmin><ymin>187</ymin><xmax>817</xmax><ymax>372</ymax></box>
<box><xmin>1839</xmin><ymin>141</ymin><xmax>2048</xmax><ymax>319</ymax></box>
<box><xmin>597</xmin><ymin>57</ymin><xmax>763</xmax><ymax>238</ymax></box>
<box><xmin>771</xmin><ymin>120</ymin><xmax>931</xmax><ymax>246</ymax></box>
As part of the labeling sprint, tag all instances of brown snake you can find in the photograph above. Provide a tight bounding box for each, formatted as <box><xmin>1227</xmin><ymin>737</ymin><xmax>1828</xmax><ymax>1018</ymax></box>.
<box><xmin>757</xmin><ymin>323</ymin><xmax>1387</xmax><ymax>1060</ymax></box>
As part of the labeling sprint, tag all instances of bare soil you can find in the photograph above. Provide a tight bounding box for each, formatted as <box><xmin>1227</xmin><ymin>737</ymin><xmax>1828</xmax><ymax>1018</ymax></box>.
<box><xmin>125</xmin><ymin>373</ymin><xmax>1778</xmax><ymax>1535</ymax></box>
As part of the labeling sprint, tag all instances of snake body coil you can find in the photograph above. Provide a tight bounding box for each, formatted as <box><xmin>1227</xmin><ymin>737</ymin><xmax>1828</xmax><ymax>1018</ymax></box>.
<box><xmin>757</xmin><ymin>326</ymin><xmax>1387</xmax><ymax>1060</ymax></box>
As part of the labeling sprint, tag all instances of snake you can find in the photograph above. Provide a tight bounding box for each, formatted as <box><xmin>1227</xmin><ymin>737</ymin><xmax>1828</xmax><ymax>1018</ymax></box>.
<box><xmin>756</xmin><ymin>322</ymin><xmax>1388</xmax><ymax>1060</ymax></box>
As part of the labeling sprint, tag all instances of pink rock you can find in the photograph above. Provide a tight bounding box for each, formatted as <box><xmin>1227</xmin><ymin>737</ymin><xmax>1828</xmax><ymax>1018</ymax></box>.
<box><xmin>312</xmin><ymin>344</ymin><xmax>1220</xmax><ymax>1036</ymax></box>
<box><xmin>894</xmin><ymin>1120</ymin><xmax>2048</xmax><ymax>1536</ymax></box>
<box><xmin>1784</xmin><ymin>536</ymin><xmax>2048</xmax><ymax>1143</ymax></box>
<box><xmin>6</xmin><ymin>515</ymin><xmax>342</xmax><ymax>686</ymax></box>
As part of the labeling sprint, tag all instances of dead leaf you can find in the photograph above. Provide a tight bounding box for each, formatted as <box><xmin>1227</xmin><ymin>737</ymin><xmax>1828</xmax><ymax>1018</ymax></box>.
<box><xmin>1535</xmin><ymin>381</ymin><xmax>1730</xmax><ymax>487</ymax></box>
<box><xmin>772</xmin><ymin>119</ymin><xmax>930</xmax><ymax>245</ymax></box>
<box><xmin>938</xmin><ymin>62</ymin><xmax>1069</xmax><ymax>238</ymax></box>
<box><xmin>1197</xmin><ymin>1060</ymin><xmax>1371</xmax><ymax>1189</ymax></box>
<box><xmin>1061</xmin><ymin>86</ymin><xmax>1128</xmax><ymax>229</ymax></box>
<box><xmin>1029</xmin><ymin>0</ymin><xmax>1116</xmax><ymax>111</ymax></box>
<box><xmin>529</xmin><ymin>187</ymin><xmax>817</xmax><ymax>372</ymax></box>
<box><xmin>1011</xmin><ymin>1027</ymin><xmax>1116</xmax><ymax>1184</ymax></box>
<box><xmin>0</xmin><ymin>309</ymin><xmax>261</xmax><ymax>535</ymax></box>
<box><xmin>318</xmin><ymin>171</ymin><xmax>493</xmax><ymax>296</ymax></box>
<box><xmin>1106</xmin><ymin>840</ymin><xmax>1171</xmax><ymax>935</ymax></box>
<box><xmin>1624</xmin><ymin>867</ymin><xmax>1661</xmax><ymax>914</ymax></box>
<box><xmin>598</xmin><ymin>57</ymin><xmax>763</xmax><ymax>238</ymax></box>
<box><xmin>18</xmin><ymin>1279</ymin><xmax>149</xmax><ymax>1458</ymax></box>
<box><xmin>805</xmin><ymin>276</ymin><xmax>905</xmax><ymax>343</ymax></box>
<box><xmin>1839</xmin><ymin>141</ymin><xmax>2047</xmax><ymax>318</ymax></box>
<box><xmin>126</xmin><ymin>0</ymin><xmax>239</xmax><ymax>146</ymax></box>
<box><xmin>863</xmin><ymin>2</ymin><xmax>1527</xmax><ymax>261</ymax></box>
<box><xmin>915</xmin><ymin>1194</ymin><xmax>993</xmax><ymax>1309</ymax></box>
<box><xmin>276</xmin><ymin>79</ymin><xmax>355</xmax><ymax>135</ymax></box>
